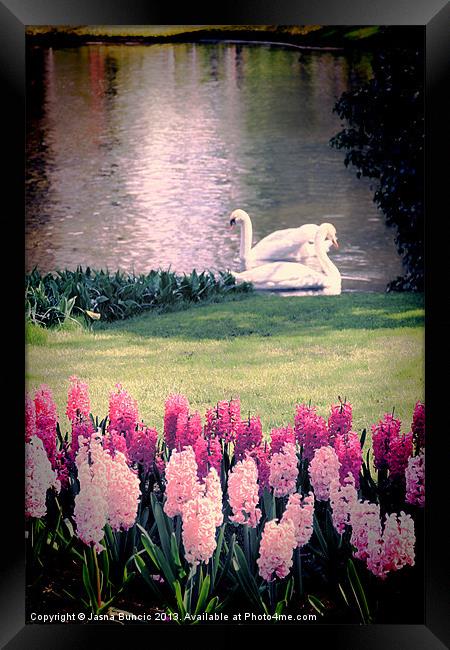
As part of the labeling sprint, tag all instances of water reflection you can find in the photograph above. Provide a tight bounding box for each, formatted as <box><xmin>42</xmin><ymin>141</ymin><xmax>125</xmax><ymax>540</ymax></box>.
<box><xmin>26</xmin><ymin>43</ymin><xmax>402</xmax><ymax>290</ymax></box>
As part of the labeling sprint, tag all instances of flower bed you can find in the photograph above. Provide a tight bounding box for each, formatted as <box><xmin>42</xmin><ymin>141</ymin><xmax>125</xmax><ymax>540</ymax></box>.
<box><xmin>25</xmin><ymin>378</ymin><xmax>425</xmax><ymax>624</ymax></box>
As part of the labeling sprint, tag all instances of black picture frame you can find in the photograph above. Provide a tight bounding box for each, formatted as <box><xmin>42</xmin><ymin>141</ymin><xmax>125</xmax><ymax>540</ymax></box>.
<box><xmin>2</xmin><ymin>0</ymin><xmax>449</xmax><ymax>647</ymax></box>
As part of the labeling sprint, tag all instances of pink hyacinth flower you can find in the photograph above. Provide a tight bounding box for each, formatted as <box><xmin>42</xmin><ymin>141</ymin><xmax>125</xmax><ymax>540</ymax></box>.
<box><xmin>164</xmin><ymin>446</ymin><xmax>203</xmax><ymax>518</ymax></box>
<box><xmin>228</xmin><ymin>456</ymin><xmax>261</xmax><ymax>527</ymax></box>
<box><xmin>257</xmin><ymin>518</ymin><xmax>296</xmax><ymax>582</ymax></box>
<box><xmin>269</xmin><ymin>442</ymin><xmax>299</xmax><ymax>498</ymax></box>
<box><xmin>25</xmin><ymin>435</ymin><xmax>60</xmax><ymax>519</ymax></box>
<box><xmin>66</xmin><ymin>375</ymin><xmax>90</xmax><ymax>423</ymax></box>
<box><xmin>405</xmin><ymin>452</ymin><xmax>425</xmax><ymax>507</ymax></box>
<box><xmin>282</xmin><ymin>491</ymin><xmax>315</xmax><ymax>548</ymax></box>
<box><xmin>308</xmin><ymin>445</ymin><xmax>341</xmax><ymax>501</ymax></box>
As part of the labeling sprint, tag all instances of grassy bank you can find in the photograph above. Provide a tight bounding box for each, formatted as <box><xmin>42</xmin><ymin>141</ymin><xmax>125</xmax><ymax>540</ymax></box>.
<box><xmin>25</xmin><ymin>25</ymin><xmax>422</xmax><ymax>50</ymax></box>
<box><xmin>26</xmin><ymin>292</ymin><xmax>424</xmax><ymax>438</ymax></box>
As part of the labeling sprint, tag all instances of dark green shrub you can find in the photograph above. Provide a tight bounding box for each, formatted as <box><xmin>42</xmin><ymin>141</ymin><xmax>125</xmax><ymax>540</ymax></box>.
<box><xmin>330</xmin><ymin>47</ymin><xmax>424</xmax><ymax>291</ymax></box>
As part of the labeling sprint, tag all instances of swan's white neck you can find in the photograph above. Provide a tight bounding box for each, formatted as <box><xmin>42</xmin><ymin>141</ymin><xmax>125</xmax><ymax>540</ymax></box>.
<box><xmin>315</xmin><ymin>228</ymin><xmax>340</xmax><ymax>279</ymax></box>
<box><xmin>238</xmin><ymin>212</ymin><xmax>253</xmax><ymax>261</ymax></box>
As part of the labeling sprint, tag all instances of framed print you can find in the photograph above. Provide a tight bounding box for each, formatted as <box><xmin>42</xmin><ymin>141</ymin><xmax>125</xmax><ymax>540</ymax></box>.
<box><xmin>2</xmin><ymin>0</ymin><xmax>449</xmax><ymax>648</ymax></box>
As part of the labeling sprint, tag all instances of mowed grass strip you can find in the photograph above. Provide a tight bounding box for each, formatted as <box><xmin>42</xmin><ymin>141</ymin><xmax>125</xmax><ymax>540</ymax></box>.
<box><xmin>26</xmin><ymin>292</ymin><xmax>424</xmax><ymax>438</ymax></box>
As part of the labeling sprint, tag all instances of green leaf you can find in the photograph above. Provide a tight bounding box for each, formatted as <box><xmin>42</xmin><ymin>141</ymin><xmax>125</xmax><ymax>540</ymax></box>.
<box><xmin>194</xmin><ymin>574</ymin><xmax>211</xmax><ymax>616</ymax></box>
<box><xmin>308</xmin><ymin>594</ymin><xmax>325</xmax><ymax>616</ymax></box>
<box><xmin>347</xmin><ymin>558</ymin><xmax>372</xmax><ymax>624</ymax></box>
<box><xmin>174</xmin><ymin>581</ymin><xmax>186</xmax><ymax>617</ymax></box>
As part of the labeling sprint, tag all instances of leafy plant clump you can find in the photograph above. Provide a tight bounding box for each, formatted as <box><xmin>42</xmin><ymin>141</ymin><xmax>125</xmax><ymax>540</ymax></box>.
<box><xmin>330</xmin><ymin>47</ymin><xmax>424</xmax><ymax>291</ymax></box>
<box><xmin>25</xmin><ymin>267</ymin><xmax>252</xmax><ymax>327</ymax></box>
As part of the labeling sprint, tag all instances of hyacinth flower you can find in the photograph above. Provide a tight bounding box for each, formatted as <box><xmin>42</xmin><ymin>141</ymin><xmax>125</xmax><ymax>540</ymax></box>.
<box><xmin>127</xmin><ymin>423</ymin><xmax>158</xmax><ymax>474</ymax></box>
<box><xmin>365</xmin><ymin>511</ymin><xmax>415</xmax><ymax>580</ymax></box>
<box><xmin>194</xmin><ymin>435</ymin><xmax>222</xmax><ymax>481</ymax></box>
<box><xmin>248</xmin><ymin>443</ymin><xmax>271</xmax><ymax>495</ymax></box>
<box><xmin>174</xmin><ymin>410</ymin><xmax>202</xmax><ymax>451</ymax></box>
<box><xmin>25</xmin><ymin>435</ymin><xmax>61</xmax><ymax>519</ymax></box>
<box><xmin>74</xmin><ymin>433</ymin><xmax>141</xmax><ymax>552</ymax></box>
<box><xmin>308</xmin><ymin>445</ymin><xmax>341</xmax><ymax>501</ymax></box>
<box><xmin>204</xmin><ymin>398</ymin><xmax>241</xmax><ymax>443</ymax></box>
<box><xmin>66</xmin><ymin>375</ymin><xmax>91</xmax><ymax>423</ymax></box>
<box><xmin>282</xmin><ymin>491</ymin><xmax>315</xmax><ymax>548</ymax></box>
<box><xmin>411</xmin><ymin>401</ymin><xmax>425</xmax><ymax>451</ymax></box>
<box><xmin>181</xmin><ymin>468</ymin><xmax>223</xmax><ymax>567</ymax></box>
<box><xmin>371</xmin><ymin>412</ymin><xmax>402</xmax><ymax>472</ymax></box>
<box><xmin>294</xmin><ymin>403</ymin><xmax>329</xmax><ymax>461</ymax></box>
<box><xmin>108</xmin><ymin>383</ymin><xmax>139</xmax><ymax>440</ymax></box>
<box><xmin>228</xmin><ymin>456</ymin><xmax>261</xmax><ymax>527</ymax></box>
<box><xmin>25</xmin><ymin>395</ymin><xmax>36</xmax><ymax>442</ymax></box>
<box><xmin>387</xmin><ymin>431</ymin><xmax>413</xmax><ymax>480</ymax></box>
<box><xmin>269</xmin><ymin>441</ymin><xmax>299</xmax><ymax>498</ymax></box>
<box><xmin>328</xmin><ymin>400</ymin><xmax>353</xmax><ymax>443</ymax></box>
<box><xmin>34</xmin><ymin>385</ymin><xmax>58</xmax><ymax>468</ymax></box>
<box><xmin>164</xmin><ymin>445</ymin><xmax>203</xmax><ymax>518</ymax></box>
<box><xmin>329</xmin><ymin>474</ymin><xmax>358</xmax><ymax>535</ymax></box>
<box><xmin>234</xmin><ymin>415</ymin><xmax>263</xmax><ymax>462</ymax></box>
<box><xmin>349</xmin><ymin>500</ymin><xmax>382</xmax><ymax>562</ymax></box>
<box><xmin>163</xmin><ymin>393</ymin><xmax>190</xmax><ymax>450</ymax></box>
<box><xmin>269</xmin><ymin>425</ymin><xmax>296</xmax><ymax>456</ymax></box>
<box><xmin>334</xmin><ymin>431</ymin><xmax>363</xmax><ymax>488</ymax></box>
<box><xmin>405</xmin><ymin>452</ymin><xmax>425</xmax><ymax>507</ymax></box>
<box><xmin>257</xmin><ymin>517</ymin><xmax>296</xmax><ymax>582</ymax></box>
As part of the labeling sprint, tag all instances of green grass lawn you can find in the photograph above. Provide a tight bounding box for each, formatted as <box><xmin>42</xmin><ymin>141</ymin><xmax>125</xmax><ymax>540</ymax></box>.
<box><xmin>26</xmin><ymin>292</ymin><xmax>424</xmax><ymax>439</ymax></box>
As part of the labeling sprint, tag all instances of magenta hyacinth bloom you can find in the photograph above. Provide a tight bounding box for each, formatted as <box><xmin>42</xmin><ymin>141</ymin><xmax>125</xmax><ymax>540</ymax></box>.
<box><xmin>193</xmin><ymin>435</ymin><xmax>222</xmax><ymax>480</ymax></box>
<box><xmin>127</xmin><ymin>424</ymin><xmax>158</xmax><ymax>473</ymax></box>
<box><xmin>108</xmin><ymin>384</ymin><xmax>139</xmax><ymax>439</ymax></box>
<box><xmin>66</xmin><ymin>375</ymin><xmax>90</xmax><ymax>423</ymax></box>
<box><xmin>248</xmin><ymin>444</ymin><xmax>271</xmax><ymax>495</ymax></box>
<box><xmin>270</xmin><ymin>425</ymin><xmax>296</xmax><ymax>456</ymax></box>
<box><xmin>411</xmin><ymin>401</ymin><xmax>425</xmax><ymax>450</ymax></box>
<box><xmin>175</xmin><ymin>411</ymin><xmax>202</xmax><ymax>451</ymax></box>
<box><xmin>204</xmin><ymin>398</ymin><xmax>241</xmax><ymax>443</ymax></box>
<box><xmin>34</xmin><ymin>385</ymin><xmax>58</xmax><ymax>468</ymax></box>
<box><xmin>388</xmin><ymin>431</ymin><xmax>413</xmax><ymax>479</ymax></box>
<box><xmin>25</xmin><ymin>396</ymin><xmax>36</xmax><ymax>442</ymax></box>
<box><xmin>234</xmin><ymin>416</ymin><xmax>263</xmax><ymax>462</ymax></box>
<box><xmin>334</xmin><ymin>431</ymin><xmax>362</xmax><ymax>488</ymax></box>
<box><xmin>294</xmin><ymin>404</ymin><xmax>329</xmax><ymax>461</ymax></box>
<box><xmin>371</xmin><ymin>413</ymin><xmax>402</xmax><ymax>471</ymax></box>
<box><xmin>163</xmin><ymin>394</ymin><xmax>190</xmax><ymax>450</ymax></box>
<box><xmin>328</xmin><ymin>401</ymin><xmax>353</xmax><ymax>442</ymax></box>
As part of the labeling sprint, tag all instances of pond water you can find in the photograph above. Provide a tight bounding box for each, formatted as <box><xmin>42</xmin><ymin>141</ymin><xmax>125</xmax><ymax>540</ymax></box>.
<box><xmin>26</xmin><ymin>42</ymin><xmax>403</xmax><ymax>291</ymax></box>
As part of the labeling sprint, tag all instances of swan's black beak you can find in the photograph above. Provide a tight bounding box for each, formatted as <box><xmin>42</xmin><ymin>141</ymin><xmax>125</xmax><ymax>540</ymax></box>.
<box><xmin>230</xmin><ymin>218</ymin><xmax>236</xmax><ymax>227</ymax></box>
<box><xmin>332</xmin><ymin>237</ymin><xmax>339</xmax><ymax>249</ymax></box>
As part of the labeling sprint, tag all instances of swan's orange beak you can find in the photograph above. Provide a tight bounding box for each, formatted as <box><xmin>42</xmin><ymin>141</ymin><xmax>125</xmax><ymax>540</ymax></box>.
<box><xmin>332</xmin><ymin>237</ymin><xmax>339</xmax><ymax>249</ymax></box>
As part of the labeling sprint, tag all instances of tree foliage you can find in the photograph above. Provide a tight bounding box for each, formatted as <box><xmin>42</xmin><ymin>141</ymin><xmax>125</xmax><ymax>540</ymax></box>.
<box><xmin>330</xmin><ymin>47</ymin><xmax>424</xmax><ymax>291</ymax></box>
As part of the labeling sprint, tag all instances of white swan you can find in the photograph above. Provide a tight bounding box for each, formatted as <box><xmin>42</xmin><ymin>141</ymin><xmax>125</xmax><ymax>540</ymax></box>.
<box><xmin>231</xmin><ymin>223</ymin><xmax>341</xmax><ymax>294</ymax></box>
<box><xmin>230</xmin><ymin>208</ymin><xmax>336</xmax><ymax>270</ymax></box>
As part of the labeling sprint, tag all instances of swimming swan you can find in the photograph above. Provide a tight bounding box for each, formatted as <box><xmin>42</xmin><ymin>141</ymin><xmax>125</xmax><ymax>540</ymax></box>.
<box><xmin>231</xmin><ymin>223</ymin><xmax>341</xmax><ymax>293</ymax></box>
<box><xmin>230</xmin><ymin>208</ymin><xmax>334</xmax><ymax>270</ymax></box>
